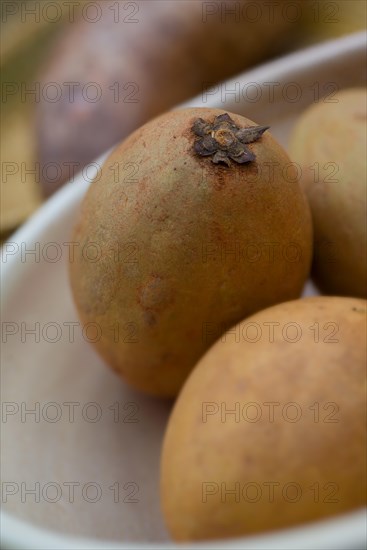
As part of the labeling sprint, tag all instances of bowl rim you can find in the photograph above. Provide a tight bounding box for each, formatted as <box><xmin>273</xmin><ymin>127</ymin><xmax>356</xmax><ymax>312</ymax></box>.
<box><xmin>1</xmin><ymin>507</ymin><xmax>366</xmax><ymax>550</ymax></box>
<box><xmin>1</xmin><ymin>31</ymin><xmax>366</xmax><ymax>550</ymax></box>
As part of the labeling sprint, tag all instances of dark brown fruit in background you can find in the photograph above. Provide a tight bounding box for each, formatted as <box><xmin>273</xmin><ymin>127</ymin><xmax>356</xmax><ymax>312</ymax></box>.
<box><xmin>36</xmin><ymin>0</ymin><xmax>294</xmax><ymax>195</ymax></box>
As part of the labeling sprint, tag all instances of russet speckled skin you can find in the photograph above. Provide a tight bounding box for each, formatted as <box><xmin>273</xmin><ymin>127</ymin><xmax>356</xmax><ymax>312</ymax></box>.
<box><xmin>161</xmin><ymin>296</ymin><xmax>367</xmax><ymax>541</ymax></box>
<box><xmin>69</xmin><ymin>108</ymin><xmax>312</xmax><ymax>396</ymax></box>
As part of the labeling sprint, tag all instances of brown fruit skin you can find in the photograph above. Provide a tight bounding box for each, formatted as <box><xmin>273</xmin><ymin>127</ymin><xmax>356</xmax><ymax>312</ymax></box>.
<box><xmin>289</xmin><ymin>88</ymin><xmax>367</xmax><ymax>298</ymax></box>
<box><xmin>161</xmin><ymin>297</ymin><xmax>367</xmax><ymax>541</ymax></box>
<box><xmin>69</xmin><ymin>107</ymin><xmax>312</xmax><ymax>397</ymax></box>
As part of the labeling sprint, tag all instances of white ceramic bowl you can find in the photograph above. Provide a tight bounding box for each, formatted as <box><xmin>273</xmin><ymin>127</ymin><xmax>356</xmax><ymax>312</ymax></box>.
<box><xmin>1</xmin><ymin>32</ymin><xmax>366</xmax><ymax>550</ymax></box>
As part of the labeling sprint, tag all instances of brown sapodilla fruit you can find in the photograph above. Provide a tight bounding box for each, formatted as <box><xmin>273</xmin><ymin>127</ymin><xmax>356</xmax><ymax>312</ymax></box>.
<box><xmin>69</xmin><ymin>108</ymin><xmax>312</xmax><ymax>396</ymax></box>
<box><xmin>161</xmin><ymin>296</ymin><xmax>367</xmax><ymax>541</ymax></box>
<box><xmin>289</xmin><ymin>88</ymin><xmax>367</xmax><ymax>298</ymax></box>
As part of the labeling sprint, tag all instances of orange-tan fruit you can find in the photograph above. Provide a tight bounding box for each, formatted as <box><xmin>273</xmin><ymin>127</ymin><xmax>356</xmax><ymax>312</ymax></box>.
<box><xmin>289</xmin><ymin>88</ymin><xmax>367</xmax><ymax>298</ymax></box>
<box><xmin>161</xmin><ymin>296</ymin><xmax>367</xmax><ymax>541</ymax></box>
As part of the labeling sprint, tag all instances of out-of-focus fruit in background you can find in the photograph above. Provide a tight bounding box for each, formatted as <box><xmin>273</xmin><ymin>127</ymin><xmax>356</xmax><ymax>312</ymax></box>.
<box><xmin>0</xmin><ymin>0</ymin><xmax>366</xmax><ymax>236</ymax></box>
<box><xmin>1</xmin><ymin>111</ymin><xmax>42</xmax><ymax>232</ymax></box>
<box><xmin>35</xmin><ymin>0</ymin><xmax>295</xmax><ymax>196</ymax></box>
<box><xmin>298</xmin><ymin>0</ymin><xmax>367</xmax><ymax>43</ymax></box>
<box><xmin>289</xmin><ymin>88</ymin><xmax>367</xmax><ymax>298</ymax></box>
<box><xmin>1</xmin><ymin>0</ymin><xmax>77</xmax><ymax>235</ymax></box>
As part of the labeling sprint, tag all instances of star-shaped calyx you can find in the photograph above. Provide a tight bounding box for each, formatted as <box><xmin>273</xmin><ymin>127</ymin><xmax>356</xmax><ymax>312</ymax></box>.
<box><xmin>192</xmin><ymin>113</ymin><xmax>269</xmax><ymax>167</ymax></box>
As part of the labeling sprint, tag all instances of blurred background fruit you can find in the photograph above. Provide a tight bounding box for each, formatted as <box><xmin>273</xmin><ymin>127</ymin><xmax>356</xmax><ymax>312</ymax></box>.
<box><xmin>299</xmin><ymin>0</ymin><xmax>367</xmax><ymax>43</ymax></box>
<box><xmin>289</xmin><ymin>88</ymin><xmax>367</xmax><ymax>298</ymax></box>
<box><xmin>0</xmin><ymin>109</ymin><xmax>42</xmax><ymax>233</ymax></box>
<box><xmin>35</xmin><ymin>0</ymin><xmax>296</xmax><ymax>196</ymax></box>
<box><xmin>1</xmin><ymin>0</ymin><xmax>366</xmax><ymax>238</ymax></box>
<box><xmin>1</xmin><ymin>0</ymin><xmax>82</xmax><ymax>235</ymax></box>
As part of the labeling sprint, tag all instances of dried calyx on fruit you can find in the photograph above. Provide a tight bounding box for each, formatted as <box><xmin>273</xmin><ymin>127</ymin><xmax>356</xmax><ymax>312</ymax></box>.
<box><xmin>192</xmin><ymin>113</ymin><xmax>269</xmax><ymax>166</ymax></box>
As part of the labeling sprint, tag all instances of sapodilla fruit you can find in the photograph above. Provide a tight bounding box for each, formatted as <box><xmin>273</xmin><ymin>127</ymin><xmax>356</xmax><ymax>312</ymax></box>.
<box><xmin>69</xmin><ymin>108</ymin><xmax>312</xmax><ymax>396</ymax></box>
